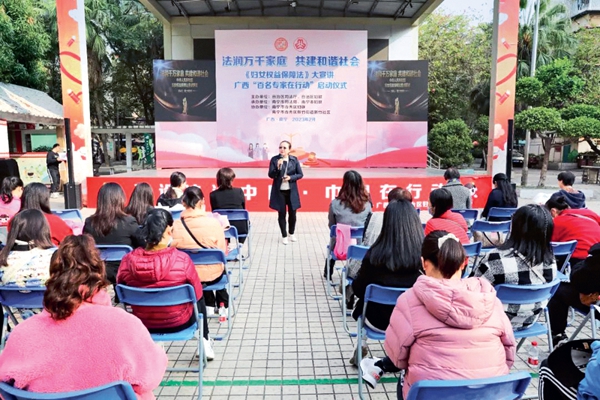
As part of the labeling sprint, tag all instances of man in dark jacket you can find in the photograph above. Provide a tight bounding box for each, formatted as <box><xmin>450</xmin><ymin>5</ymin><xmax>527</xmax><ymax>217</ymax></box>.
<box><xmin>554</xmin><ymin>171</ymin><xmax>586</xmax><ymax>209</ymax></box>
<box><xmin>46</xmin><ymin>143</ymin><xmax>62</xmax><ymax>198</ymax></box>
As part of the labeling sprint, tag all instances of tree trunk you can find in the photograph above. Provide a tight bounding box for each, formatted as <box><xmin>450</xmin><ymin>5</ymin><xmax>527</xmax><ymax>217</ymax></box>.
<box><xmin>584</xmin><ymin>136</ymin><xmax>600</xmax><ymax>156</ymax></box>
<box><xmin>538</xmin><ymin>136</ymin><xmax>552</xmax><ymax>187</ymax></box>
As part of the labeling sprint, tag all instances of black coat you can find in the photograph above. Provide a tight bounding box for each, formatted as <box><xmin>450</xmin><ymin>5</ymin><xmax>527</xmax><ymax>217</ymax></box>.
<box><xmin>268</xmin><ymin>155</ymin><xmax>303</xmax><ymax>212</ymax></box>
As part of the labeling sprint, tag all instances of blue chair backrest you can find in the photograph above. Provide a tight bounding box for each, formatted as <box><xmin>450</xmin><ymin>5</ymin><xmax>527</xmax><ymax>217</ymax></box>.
<box><xmin>182</xmin><ymin>248</ymin><xmax>227</xmax><ymax>265</ymax></box>
<box><xmin>452</xmin><ymin>209</ymin><xmax>478</xmax><ymax>222</ymax></box>
<box><xmin>495</xmin><ymin>279</ymin><xmax>561</xmax><ymax>305</ymax></box>
<box><xmin>551</xmin><ymin>240</ymin><xmax>577</xmax><ymax>257</ymax></box>
<box><xmin>170</xmin><ymin>210</ymin><xmax>182</xmax><ymax>220</ymax></box>
<box><xmin>471</xmin><ymin>220</ymin><xmax>511</xmax><ymax>233</ymax></box>
<box><xmin>212</xmin><ymin>209</ymin><xmax>250</xmax><ymax>222</ymax></box>
<box><xmin>488</xmin><ymin>207</ymin><xmax>518</xmax><ymax>220</ymax></box>
<box><xmin>224</xmin><ymin>225</ymin><xmax>239</xmax><ymax>241</ymax></box>
<box><xmin>0</xmin><ymin>381</ymin><xmax>138</xmax><ymax>400</ymax></box>
<box><xmin>0</xmin><ymin>286</ymin><xmax>45</xmax><ymax>308</ymax></box>
<box><xmin>116</xmin><ymin>284</ymin><xmax>197</xmax><ymax>308</ymax></box>
<box><xmin>364</xmin><ymin>284</ymin><xmax>407</xmax><ymax>308</ymax></box>
<box><xmin>347</xmin><ymin>245</ymin><xmax>369</xmax><ymax>262</ymax></box>
<box><xmin>462</xmin><ymin>241</ymin><xmax>482</xmax><ymax>257</ymax></box>
<box><xmin>405</xmin><ymin>371</ymin><xmax>531</xmax><ymax>400</ymax></box>
<box><xmin>52</xmin><ymin>209</ymin><xmax>83</xmax><ymax>223</ymax></box>
<box><xmin>329</xmin><ymin>225</ymin><xmax>364</xmax><ymax>240</ymax></box>
<box><xmin>96</xmin><ymin>245</ymin><xmax>133</xmax><ymax>262</ymax></box>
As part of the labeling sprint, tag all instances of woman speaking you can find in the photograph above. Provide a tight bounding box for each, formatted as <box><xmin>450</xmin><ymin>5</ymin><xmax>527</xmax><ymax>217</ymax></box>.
<box><xmin>268</xmin><ymin>140</ymin><xmax>303</xmax><ymax>245</ymax></box>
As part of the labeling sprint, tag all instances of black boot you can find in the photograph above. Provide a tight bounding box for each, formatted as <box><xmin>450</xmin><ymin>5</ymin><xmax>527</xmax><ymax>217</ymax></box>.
<box><xmin>323</xmin><ymin>259</ymin><xmax>335</xmax><ymax>279</ymax></box>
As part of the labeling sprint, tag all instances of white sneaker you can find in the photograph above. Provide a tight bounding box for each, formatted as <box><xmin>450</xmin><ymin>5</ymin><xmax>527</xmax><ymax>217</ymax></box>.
<box><xmin>289</xmin><ymin>234</ymin><xmax>297</xmax><ymax>242</ymax></box>
<box><xmin>206</xmin><ymin>306</ymin><xmax>215</xmax><ymax>317</ymax></box>
<box><xmin>282</xmin><ymin>237</ymin><xmax>288</xmax><ymax>245</ymax></box>
<box><xmin>360</xmin><ymin>357</ymin><xmax>383</xmax><ymax>389</ymax></box>
<box><xmin>50</xmin><ymin>192</ymin><xmax>59</xmax><ymax>198</ymax></box>
<box><xmin>202</xmin><ymin>337</ymin><xmax>215</xmax><ymax>361</ymax></box>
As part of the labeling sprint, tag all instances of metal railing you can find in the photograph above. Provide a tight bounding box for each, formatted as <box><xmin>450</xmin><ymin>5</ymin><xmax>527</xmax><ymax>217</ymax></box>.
<box><xmin>427</xmin><ymin>149</ymin><xmax>442</xmax><ymax>169</ymax></box>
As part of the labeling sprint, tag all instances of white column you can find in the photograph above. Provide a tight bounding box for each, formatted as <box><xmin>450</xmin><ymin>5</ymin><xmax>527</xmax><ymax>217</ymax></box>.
<box><xmin>388</xmin><ymin>25</ymin><xmax>419</xmax><ymax>60</ymax></box>
<box><xmin>126</xmin><ymin>132</ymin><xmax>132</xmax><ymax>172</ymax></box>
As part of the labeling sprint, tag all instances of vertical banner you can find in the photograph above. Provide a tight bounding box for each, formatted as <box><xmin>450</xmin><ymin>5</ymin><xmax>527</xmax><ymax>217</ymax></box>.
<box><xmin>488</xmin><ymin>0</ymin><xmax>519</xmax><ymax>176</ymax></box>
<box><xmin>56</xmin><ymin>0</ymin><xmax>92</xmax><ymax>195</ymax></box>
<box><xmin>366</xmin><ymin>61</ymin><xmax>428</xmax><ymax>167</ymax></box>
<box><xmin>215</xmin><ymin>30</ymin><xmax>368</xmax><ymax>167</ymax></box>
<box><xmin>153</xmin><ymin>60</ymin><xmax>217</xmax><ymax>168</ymax></box>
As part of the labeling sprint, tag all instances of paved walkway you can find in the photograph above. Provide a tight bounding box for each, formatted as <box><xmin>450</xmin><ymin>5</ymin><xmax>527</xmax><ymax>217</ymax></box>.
<box><xmin>146</xmin><ymin>211</ymin><xmax>596</xmax><ymax>400</ymax></box>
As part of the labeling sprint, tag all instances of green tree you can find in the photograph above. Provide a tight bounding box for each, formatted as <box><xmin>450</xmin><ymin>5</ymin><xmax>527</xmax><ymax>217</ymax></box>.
<box><xmin>573</xmin><ymin>27</ymin><xmax>600</xmax><ymax>106</ymax></box>
<box><xmin>515</xmin><ymin>107</ymin><xmax>562</xmax><ymax>187</ymax></box>
<box><xmin>561</xmin><ymin>104</ymin><xmax>600</xmax><ymax>155</ymax></box>
<box><xmin>428</xmin><ymin>119</ymin><xmax>474</xmax><ymax>168</ymax></box>
<box><xmin>517</xmin><ymin>0</ymin><xmax>576</xmax><ymax>78</ymax></box>
<box><xmin>0</xmin><ymin>0</ymin><xmax>49</xmax><ymax>90</ymax></box>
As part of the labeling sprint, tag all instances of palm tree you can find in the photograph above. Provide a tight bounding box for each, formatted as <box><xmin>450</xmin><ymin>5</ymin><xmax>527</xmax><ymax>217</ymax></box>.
<box><xmin>517</xmin><ymin>0</ymin><xmax>576</xmax><ymax>78</ymax></box>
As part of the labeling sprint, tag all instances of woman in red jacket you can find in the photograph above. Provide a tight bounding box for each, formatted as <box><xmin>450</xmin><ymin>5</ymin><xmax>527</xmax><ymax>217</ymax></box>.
<box><xmin>424</xmin><ymin>188</ymin><xmax>469</xmax><ymax>244</ymax></box>
<box><xmin>117</xmin><ymin>208</ymin><xmax>214</xmax><ymax>360</ymax></box>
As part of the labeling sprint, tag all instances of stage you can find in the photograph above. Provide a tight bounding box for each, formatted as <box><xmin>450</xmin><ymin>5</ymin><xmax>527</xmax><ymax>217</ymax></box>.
<box><xmin>87</xmin><ymin>168</ymin><xmax>492</xmax><ymax>212</ymax></box>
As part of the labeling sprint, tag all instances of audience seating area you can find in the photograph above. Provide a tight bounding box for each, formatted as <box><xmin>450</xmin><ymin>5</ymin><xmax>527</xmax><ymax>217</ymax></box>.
<box><xmin>1</xmin><ymin>209</ymin><xmax>599</xmax><ymax>399</ymax></box>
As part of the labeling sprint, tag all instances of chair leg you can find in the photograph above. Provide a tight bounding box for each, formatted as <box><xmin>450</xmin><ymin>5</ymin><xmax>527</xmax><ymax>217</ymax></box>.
<box><xmin>545</xmin><ymin>308</ymin><xmax>554</xmax><ymax>353</ymax></box>
<box><xmin>592</xmin><ymin>310</ymin><xmax>597</xmax><ymax>340</ymax></box>
<box><xmin>1</xmin><ymin>312</ymin><xmax>7</xmax><ymax>350</ymax></box>
<box><xmin>197</xmin><ymin>318</ymin><xmax>204</xmax><ymax>400</ymax></box>
<box><xmin>213</xmin><ymin>280</ymin><xmax>234</xmax><ymax>341</ymax></box>
<box><xmin>516</xmin><ymin>337</ymin><xmax>526</xmax><ymax>352</ymax></box>
<box><xmin>569</xmin><ymin>312</ymin><xmax>590</xmax><ymax>341</ymax></box>
<box><xmin>357</xmin><ymin>317</ymin><xmax>365</xmax><ymax>400</ymax></box>
<box><xmin>341</xmin><ymin>269</ymin><xmax>356</xmax><ymax>337</ymax></box>
<box><xmin>326</xmin><ymin>255</ymin><xmax>341</xmax><ymax>300</ymax></box>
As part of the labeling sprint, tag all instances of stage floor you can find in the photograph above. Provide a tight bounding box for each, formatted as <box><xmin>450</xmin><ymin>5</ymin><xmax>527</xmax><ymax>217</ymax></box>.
<box><xmin>87</xmin><ymin>167</ymin><xmax>492</xmax><ymax>211</ymax></box>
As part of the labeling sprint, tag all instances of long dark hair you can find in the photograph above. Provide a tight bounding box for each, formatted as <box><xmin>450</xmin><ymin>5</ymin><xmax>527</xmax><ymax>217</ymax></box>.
<box><xmin>182</xmin><ymin>186</ymin><xmax>204</xmax><ymax>209</ymax></box>
<box><xmin>141</xmin><ymin>208</ymin><xmax>173</xmax><ymax>248</ymax></box>
<box><xmin>0</xmin><ymin>209</ymin><xmax>53</xmax><ymax>266</ymax></box>
<box><xmin>368</xmin><ymin>200</ymin><xmax>423</xmax><ymax>272</ymax></box>
<box><xmin>88</xmin><ymin>183</ymin><xmax>127</xmax><ymax>236</ymax></box>
<box><xmin>500</xmin><ymin>204</ymin><xmax>554</xmax><ymax>265</ymax></box>
<box><xmin>0</xmin><ymin>176</ymin><xmax>23</xmax><ymax>204</ymax></box>
<box><xmin>20</xmin><ymin>183</ymin><xmax>52</xmax><ymax>214</ymax></box>
<box><xmin>165</xmin><ymin>171</ymin><xmax>186</xmax><ymax>199</ymax></box>
<box><xmin>337</xmin><ymin>170</ymin><xmax>370</xmax><ymax>214</ymax></box>
<box><xmin>545</xmin><ymin>193</ymin><xmax>570</xmax><ymax>212</ymax></box>
<box><xmin>44</xmin><ymin>234</ymin><xmax>109</xmax><ymax>321</ymax></box>
<box><xmin>493</xmin><ymin>173</ymin><xmax>518</xmax><ymax>207</ymax></box>
<box><xmin>430</xmin><ymin>188</ymin><xmax>453</xmax><ymax>218</ymax></box>
<box><xmin>422</xmin><ymin>230</ymin><xmax>466</xmax><ymax>279</ymax></box>
<box><xmin>125</xmin><ymin>183</ymin><xmax>154</xmax><ymax>225</ymax></box>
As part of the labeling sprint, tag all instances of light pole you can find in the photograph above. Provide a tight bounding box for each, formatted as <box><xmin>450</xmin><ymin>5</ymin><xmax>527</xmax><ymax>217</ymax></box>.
<box><xmin>521</xmin><ymin>0</ymin><xmax>541</xmax><ymax>187</ymax></box>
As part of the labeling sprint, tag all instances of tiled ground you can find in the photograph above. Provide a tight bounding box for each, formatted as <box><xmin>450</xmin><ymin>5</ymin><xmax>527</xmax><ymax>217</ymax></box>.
<box><xmin>143</xmin><ymin>211</ymin><xmax>597</xmax><ymax>400</ymax></box>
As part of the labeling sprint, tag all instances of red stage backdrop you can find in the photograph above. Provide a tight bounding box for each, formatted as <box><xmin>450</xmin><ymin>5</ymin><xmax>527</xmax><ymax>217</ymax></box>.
<box><xmin>87</xmin><ymin>174</ymin><xmax>491</xmax><ymax>211</ymax></box>
<box><xmin>153</xmin><ymin>31</ymin><xmax>428</xmax><ymax>169</ymax></box>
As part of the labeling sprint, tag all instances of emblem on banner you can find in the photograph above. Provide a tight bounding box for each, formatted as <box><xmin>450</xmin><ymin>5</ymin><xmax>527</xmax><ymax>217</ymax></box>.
<box><xmin>294</xmin><ymin>38</ymin><xmax>307</xmax><ymax>52</ymax></box>
<box><xmin>274</xmin><ymin>37</ymin><xmax>288</xmax><ymax>51</ymax></box>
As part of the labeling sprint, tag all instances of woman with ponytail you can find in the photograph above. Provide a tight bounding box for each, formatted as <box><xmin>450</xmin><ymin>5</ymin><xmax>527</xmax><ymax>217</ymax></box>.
<box><xmin>0</xmin><ymin>235</ymin><xmax>167</xmax><ymax>399</ymax></box>
<box><xmin>156</xmin><ymin>171</ymin><xmax>187</xmax><ymax>208</ymax></box>
<box><xmin>359</xmin><ymin>230</ymin><xmax>515</xmax><ymax>399</ymax></box>
<box><xmin>481</xmin><ymin>173</ymin><xmax>518</xmax><ymax>220</ymax></box>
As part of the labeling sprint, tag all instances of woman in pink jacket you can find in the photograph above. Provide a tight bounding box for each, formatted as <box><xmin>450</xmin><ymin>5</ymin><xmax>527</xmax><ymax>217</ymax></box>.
<box><xmin>0</xmin><ymin>234</ymin><xmax>167</xmax><ymax>399</ymax></box>
<box><xmin>360</xmin><ymin>230</ymin><xmax>516</xmax><ymax>399</ymax></box>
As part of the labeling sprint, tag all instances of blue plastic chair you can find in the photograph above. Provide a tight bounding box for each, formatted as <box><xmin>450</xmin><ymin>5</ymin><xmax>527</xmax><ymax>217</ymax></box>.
<box><xmin>462</xmin><ymin>241</ymin><xmax>482</xmax><ymax>278</ymax></box>
<box><xmin>170</xmin><ymin>209</ymin><xmax>183</xmax><ymax>220</ymax></box>
<box><xmin>405</xmin><ymin>371</ymin><xmax>532</xmax><ymax>400</ymax></box>
<box><xmin>471</xmin><ymin>220</ymin><xmax>511</xmax><ymax>251</ymax></box>
<box><xmin>52</xmin><ymin>209</ymin><xmax>84</xmax><ymax>224</ymax></box>
<box><xmin>495</xmin><ymin>279</ymin><xmax>561</xmax><ymax>352</ymax></box>
<box><xmin>95</xmin><ymin>245</ymin><xmax>133</xmax><ymax>263</ymax></box>
<box><xmin>183</xmin><ymin>249</ymin><xmax>234</xmax><ymax>340</ymax></box>
<box><xmin>452</xmin><ymin>209</ymin><xmax>478</xmax><ymax>223</ymax></box>
<box><xmin>212</xmin><ymin>209</ymin><xmax>251</xmax><ymax>266</ymax></box>
<box><xmin>115</xmin><ymin>284</ymin><xmax>203</xmax><ymax>400</ymax></box>
<box><xmin>551</xmin><ymin>240</ymin><xmax>577</xmax><ymax>275</ymax></box>
<box><xmin>357</xmin><ymin>284</ymin><xmax>407</xmax><ymax>399</ymax></box>
<box><xmin>488</xmin><ymin>207</ymin><xmax>518</xmax><ymax>221</ymax></box>
<box><xmin>326</xmin><ymin>225</ymin><xmax>364</xmax><ymax>300</ymax></box>
<box><xmin>341</xmin><ymin>245</ymin><xmax>369</xmax><ymax>337</ymax></box>
<box><xmin>0</xmin><ymin>381</ymin><xmax>138</xmax><ymax>399</ymax></box>
<box><xmin>224</xmin><ymin>226</ymin><xmax>244</xmax><ymax>298</ymax></box>
<box><xmin>0</xmin><ymin>286</ymin><xmax>46</xmax><ymax>349</ymax></box>
<box><xmin>569</xmin><ymin>303</ymin><xmax>600</xmax><ymax>341</ymax></box>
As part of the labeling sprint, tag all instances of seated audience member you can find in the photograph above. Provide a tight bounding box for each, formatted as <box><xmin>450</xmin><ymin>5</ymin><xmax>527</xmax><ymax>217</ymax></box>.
<box><xmin>0</xmin><ymin>235</ymin><xmax>167</xmax><ymax>399</ymax></box>
<box><xmin>424</xmin><ymin>188</ymin><xmax>469</xmax><ymax>244</ymax></box>
<box><xmin>83</xmin><ymin>182</ymin><xmax>143</xmax><ymax>283</ymax></box>
<box><xmin>325</xmin><ymin>170</ymin><xmax>372</xmax><ymax>278</ymax></box>
<box><xmin>360</xmin><ymin>187</ymin><xmax>413</xmax><ymax>249</ymax></box>
<box><xmin>360</xmin><ymin>230</ymin><xmax>515</xmax><ymax>397</ymax></box>
<box><xmin>17</xmin><ymin>183</ymin><xmax>72</xmax><ymax>245</ymax></box>
<box><xmin>442</xmin><ymin>167</ymin><xmax>472</xmax><ymax>210</ymax></box>
<box><xmin>0</xmin><ymin>210</ymin><xmax>55</xmax><ymax>287</ymax></box>
<box><xmin>554</xmin><ymin>171</ymin><xmax>586</xmax><ymax>209</ymax></box>
<box><xmin>0</xmin><ymin>176</ymin><xmax>23</xmax><ymax>222</ymax></box>
<box><xmin>173</xmin><ymin>186</ymin><xmax>229</xmax><ymax>316</ymax></box>
<box><xmin>125</xmin><ymin>182</ymin><xmax>155</xmax><ymax>225</ymax></box>
<box><xmin>472</xmin><ymin>204</ymin><xmax>557</xmax><ymax>330</ymax></box>
<box><xmin>210</xmin><ymin>167</ymin><xmax>248</xmax><ymax>242</ymax></box>
<box><xmin>548</xmin><ymin>244</ymin><xmax>600</xmax><ymax>345</ymax></box>
<box><xmin>156</xmin><ymin>171</ymin><xmax>186</xmax><ymax>208</ymax></box>
<box><xmin>481</xmin><ymin>173</ymin><xmax>518</xmax><ymax>220</ymax></box>
<box><xmin>118</xmin><ymin>208</ymin><xmax>214</xmax><ymax>360</ymax></box>
<box><xmin>349</xmin><ymin>200</ymin><xmax>423</xmax><ymax>366</ymax></box>
<box><xmin>546</xmin><ymin>193</ymin><xmax>600</xmax><ymax>266</ymax></box>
